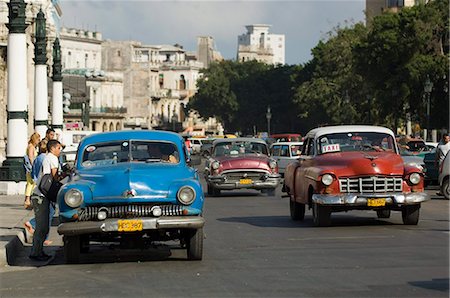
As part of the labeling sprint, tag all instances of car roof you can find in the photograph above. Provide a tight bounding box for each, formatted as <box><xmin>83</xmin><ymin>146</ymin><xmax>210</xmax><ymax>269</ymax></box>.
<box><xmin>270</xmin><ymin>142</ymin><xmax>303</xmax><ymax>146</ymax></box>
<box><xmin>305</xmin><ymin>125</ymin><xmax>395</xmax><ymax>139</ymax></box>
<box><xmin>79</xmin><ymin>130</ymin><xmax>184</xmax><ymax>146</ymax></box>
<box><xmin>213</xmin><ymin>137</ymin><xmax>266</xmax><ymax>145</ymax></box>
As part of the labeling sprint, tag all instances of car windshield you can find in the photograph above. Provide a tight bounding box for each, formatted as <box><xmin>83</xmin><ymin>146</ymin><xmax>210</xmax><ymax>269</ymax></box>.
<box><xmin>213</xmin><ymin>141</ymin><xmax>268</xmax><ymax>157</ymax></box>
<box><xmin>81</xmin><ymin>140</ymin><xmax>179</xmax><ymax>167</ymax></box>
<box><xmin>317</xmin><ymin>132</ymin><xmax>396</xmax><ymax>154</ymax></box>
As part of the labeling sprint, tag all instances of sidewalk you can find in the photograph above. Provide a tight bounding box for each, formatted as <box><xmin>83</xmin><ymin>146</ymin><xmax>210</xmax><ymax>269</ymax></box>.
<box><xmin>0</xmin><ymin>194</ymin><xmax>60</xmax><ymax>268</ymax></box>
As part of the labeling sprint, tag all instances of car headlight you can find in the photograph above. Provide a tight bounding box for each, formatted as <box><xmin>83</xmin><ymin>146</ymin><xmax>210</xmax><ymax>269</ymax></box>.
<box><xmin>321</xmin><ymin>174</ymin><xmax>334</xmax><ymax>186</ymax></box>
<box><xmin>64</xmin><ymin>189</ymin><xmax>84</xmax><ymax>208</ymax></box>
<box><xmin>409</xmin><ymin>172</ymin><xmax>421</xmax><ymax>185</ymax></box>
<box><xmin>177</xmin><ymin>186</ymin><xmax>196</xmax><ymax>205</ymax></box>
<box><xmin>211</xmin><ymin>160</ymin><xmax>220</xmax><ymax>170</ymax></box>
<box><xmin>269</xmin><ymin>159</ymin><xmax>277</xmax><ymax>169</ymax></box>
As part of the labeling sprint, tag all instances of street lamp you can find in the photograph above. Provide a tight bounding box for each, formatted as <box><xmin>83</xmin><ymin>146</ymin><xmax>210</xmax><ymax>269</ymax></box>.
<box><xmin>266</xmin><ymin>106</ymin><xmax>272</xmax><ymax>136</ymax></box>
<box><xmin>424</xmin><ymin>75</ymin><xmax>433</xmax><ymax>141</ymax></box>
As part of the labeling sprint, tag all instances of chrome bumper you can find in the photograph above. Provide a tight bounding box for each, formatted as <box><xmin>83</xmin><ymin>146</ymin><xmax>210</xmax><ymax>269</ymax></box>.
<box><xmin>312</xmin><ymin>192</ymin><xmax>429</xmax><ymax>206</ymax></box>
<box><xmin>58</xmin><ymin>216</ymin><xmax>205</xmax><ymax>236</ymax></box>
<box><xmin>207</xmin><ymin>175</ymin><xmax>281</xmax><ymax>190</ymax></box>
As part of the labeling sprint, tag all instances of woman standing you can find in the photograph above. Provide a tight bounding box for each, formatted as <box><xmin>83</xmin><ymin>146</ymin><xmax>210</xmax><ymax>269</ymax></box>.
<box><xmin>24</xmin><ymin>132</ymin><xmax>40</xmax><ymax>209</ymax></box>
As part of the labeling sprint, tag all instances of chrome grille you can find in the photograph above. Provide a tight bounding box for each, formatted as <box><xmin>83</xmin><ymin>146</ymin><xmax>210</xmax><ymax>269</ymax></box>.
<box><xmin>78</xmin><ymin>204</ymin><xmax>183</xmax><ymax>221</ymax></box>
<box><xmin>339</xmin><ymin>176</ymin><xmax>403</xmax><ymax>193</ymax></box>
<box><xmin>223</xmin><ymin>170</ymin><xmax>267</xmax><ymax>182</ymax></box>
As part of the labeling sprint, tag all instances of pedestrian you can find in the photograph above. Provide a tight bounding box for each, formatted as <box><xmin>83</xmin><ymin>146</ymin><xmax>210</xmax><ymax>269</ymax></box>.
<box><xmin>29</xmin><ymin>139</ymin><xmax>63</xmax><ymax>261</ymax></box>
<box><xmin>24</xmin><ymin>139</ymin><xmax>54</xmax><ymax>246</ymax></box>
<box><xmin>43</xmin><ymin>128</ymin><xmax>56</xmax><ymax>142</ymax></box>
<box><xmin>435</xmin><ymin>133</ymin><xmax>450</xmax><ymax>168</ymax></box>
<box><xmin>24</xmin><ymin>132</ymin><xmax>40</xmax><ymax>209</ymax></box>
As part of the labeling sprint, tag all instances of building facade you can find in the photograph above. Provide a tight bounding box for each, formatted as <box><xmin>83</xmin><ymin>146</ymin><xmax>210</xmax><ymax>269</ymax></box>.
<box><xmin>197</xmin><ymin>36</ymin><xmax>223</xmax><ymax>69</ymax></box>
<box><xmin>59</xmin><ymin>27</ymin><xmax>126</xmax><ymax>132</ymax></box>
<box><xmin>237</xmin><ymin>24</ymin><xmax>285</xmax><ymax>65</ymax></box>
<box><xmin>0</xmin><ymin>0</ymin><xmax>61</xmax><ymax>162</ymax></box>
<box><xmin>366</xmin><ymin>0</ymin><xmax>430</xmax><ymax>22</ymax></box>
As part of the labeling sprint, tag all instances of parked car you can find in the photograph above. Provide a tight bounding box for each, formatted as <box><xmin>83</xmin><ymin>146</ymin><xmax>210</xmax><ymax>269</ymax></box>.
<box><xmin>283</xmin><ymin>125</ymin><xmax>429</xmax><ymax>226</ymax></box>
<box><xmin>205</xmin><ymin>138</ymin><xmax>281</xmax><ymax>196</ymax></box>
<box><xmin>270</xmin><ymin>142</ymin><xmax>304</xmax><ymax>176</ymax></box>
<box><xmin>271</xmin><ymin>133</ymin><xmax>302</xmax><ymax>142</ymax></box>
<box><xmin>438</xmin><ymin>152</ymin><xmax>449</xmax><ymax>199</ymax></box>
<box><xmin>57</xmin><ymin>130</ymin><xmax>205</xmax><ymax>263</ymax></box>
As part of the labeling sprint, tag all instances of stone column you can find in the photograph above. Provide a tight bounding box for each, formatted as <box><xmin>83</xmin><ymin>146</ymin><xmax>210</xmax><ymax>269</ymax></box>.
<box><xmin>33</xmin><ymin>9</ymin><xmax>48</xmax><ymax>138</ymax></box>
<box><xmin>51</xmin><ymin>38</ymin><xmax>63</xmax><ymax>135</ymax></box>
<box><xmin>0</xmin><ymin>0</ymin><xmax>29</xmax><ymax>182</ymax></box>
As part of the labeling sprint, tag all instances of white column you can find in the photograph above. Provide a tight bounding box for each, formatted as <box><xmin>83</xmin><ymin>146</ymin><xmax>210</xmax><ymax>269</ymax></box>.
<box><xmin>52</xmin><ymin>81</ymin><xmax>63</xmax><ymax>135</ymax></box>
<box><xmin>6</xmin><ymin>33</ymin><xmax>28</xmax><ymax>158</ymax></box>
<box><xmin>34</xmin><ymin>64</ymin><xmax>48</xmax><ymax>137</ymax></box>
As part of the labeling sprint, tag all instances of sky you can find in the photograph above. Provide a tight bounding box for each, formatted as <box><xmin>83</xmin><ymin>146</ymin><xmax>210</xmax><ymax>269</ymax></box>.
<box><xmin>59</xmin><ymin>0</ymin><xmax>366</xmax><ymax>65</ymax></box>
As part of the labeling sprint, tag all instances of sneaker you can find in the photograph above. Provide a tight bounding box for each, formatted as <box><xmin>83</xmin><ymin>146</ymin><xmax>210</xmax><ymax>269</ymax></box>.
<box><xmin>29</xmin><ymin>254</ymin><xmax>51</xmax><ymax>262</ymax></box>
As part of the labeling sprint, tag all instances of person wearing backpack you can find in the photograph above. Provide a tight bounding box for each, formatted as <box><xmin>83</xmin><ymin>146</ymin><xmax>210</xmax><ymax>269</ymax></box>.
<box><xmin>29</xmin><ymin>139</ymin><xmax>63</xmax><ymax>262</ymax></box>
<box><xmin>24</xmin><ymin>132</ymin><xmax>40</xmax><ymax>210</ymax></box>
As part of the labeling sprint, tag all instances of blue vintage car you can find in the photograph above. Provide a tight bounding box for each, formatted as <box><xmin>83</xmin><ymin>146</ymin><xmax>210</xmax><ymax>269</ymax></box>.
<box><xmin>57</xmin><ymin>130</ymin><xmax>205</xmax><ymax>263</ymax></box>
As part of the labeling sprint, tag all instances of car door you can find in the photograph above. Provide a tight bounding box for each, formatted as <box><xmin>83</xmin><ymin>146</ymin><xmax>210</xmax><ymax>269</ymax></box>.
<box><xmin>276</xmin><ymin>145</ymin><xmax>291</xmax><ymax>174</ymax></box>
<box><xmin>294</xmin><ymin>138</ymin><xmax>314</xmax><ymax>203</ymax></box>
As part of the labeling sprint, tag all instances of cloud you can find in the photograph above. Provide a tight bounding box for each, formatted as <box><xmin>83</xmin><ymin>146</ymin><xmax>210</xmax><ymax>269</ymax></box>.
<box><xmin>59</xmin><ymin>0</ymin><xmax>365</xmax><ymax>64</ymax></box>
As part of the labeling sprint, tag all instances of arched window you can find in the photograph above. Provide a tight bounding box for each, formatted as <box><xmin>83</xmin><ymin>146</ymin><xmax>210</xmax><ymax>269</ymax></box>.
<box><xmin>102</xmin><ymin>122</ymin><xmax>107</xmax><ymax>132</ymax></box>
<box><xmin>179</xmin><ymin>75</ymin><xmax>186</xmax><ymax>90</ymax></box>
<box><xmin>116</xmin><ymin>122</ymin><xmax>121</xmax><ymax>131</ymax></box>
<box><xmin>109</xmin><ymin>122</ymin><xmax>114</xmax><ymax>131</ymax></box>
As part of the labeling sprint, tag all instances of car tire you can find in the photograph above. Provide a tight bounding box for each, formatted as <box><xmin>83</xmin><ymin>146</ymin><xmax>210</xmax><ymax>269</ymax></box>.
<box><xmin>402</xmin><ymin>204</ymin><xmax>420</xmax><ymax>225</ymax></box>
<box><xmin>212</xmin><ymin>186</ymin><xmax>221</xmax><ymax>197</ymax></box>
<box><xmin>80</xmin><ymin>235</ymin><xmax>90</xmax><ymax>253</ymax></box>
<box><xmin>63</xmin><ymin>235</ymin><xmax>80</xmax><ymax>264</ymax></box>
<box><xmin>186</xmin><ymin>228</ymin><xmax>203</xmax><ymax>260</ymax></box>
<box><xmin>207</xmin><ymin>183</ymin><xmax>213</xmax><ymax>196</ymax></box>
<box><xmin>289</xmin><ymin>198</ymin><xmax>305</xmax><ymax>221</ymax></box>
<box><xmin>312</xmin><ymin>202</ymin><xmax>331</xmax><ymax>227</ymax></box>
<box><xmin>441</xmin><ymin>177</ymin><xmax>449</xmax><ymax>200</ymax></box>
<box><xmin>376</xmin><ymin>209</ymin><xmax>391</xmax><ymax>218</ymax></box>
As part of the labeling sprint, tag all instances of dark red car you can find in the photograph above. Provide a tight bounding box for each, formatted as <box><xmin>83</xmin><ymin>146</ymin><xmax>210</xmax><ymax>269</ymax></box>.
<box><xmin>205</xmin><ymin>138</ymin><xmax>281</xmax><ymax>196</ymax></box>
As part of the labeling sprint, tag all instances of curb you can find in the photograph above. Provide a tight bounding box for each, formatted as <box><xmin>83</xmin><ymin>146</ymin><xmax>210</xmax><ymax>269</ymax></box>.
<box><xmin>1</xmin><ymin>229</ymin><xmax>26</xmax><ymax>267</ymax></box>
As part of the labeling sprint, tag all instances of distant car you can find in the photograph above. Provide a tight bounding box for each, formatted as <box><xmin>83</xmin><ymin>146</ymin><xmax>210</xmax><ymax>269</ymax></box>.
<box><xmin>60</xmin><ymin>130</ymin><xmax>96</xmax><ymax>162</ymax></box>
<box><xmin>57</xmin><ymin>130</ymin><xmax>205</xmax><ymax>263</ymax></box>
<box><xmin>200</xmin><ymin>139</ymin><xmax>215</xmax><ymax>157</ymax></box>
<box><xmin>270</xmin><ymin>142</ymin><xmax>304</xmax><ymax>175</ymax></box>
<box><xmin>438</xmin><ymin>152</ymin><xmax>449</xmax><ymax>199</ymax></box>
<box><xmin>205</xmin><ymin>138</ymin><xmax>281</xmax><ymax>196</ymax></box>
<box><xmin>283</xmin><ymin>125</ymin><xmax>429</xmax><ymax>226</ymax></box>
<box><xmin>271</xmin><ymin>133</ymin><xmax>302</xmax><ymax>142</ymax></box>
<box><xmin>189</xmin><ymin>137</ymin><xmax>214</xmax><ymax>155</ymax></box>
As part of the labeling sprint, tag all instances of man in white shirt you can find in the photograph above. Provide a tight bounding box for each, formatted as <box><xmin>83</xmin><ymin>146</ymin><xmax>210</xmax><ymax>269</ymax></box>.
<box><xmin>29</xmin><ymin>139</ymin><xmax>62</xmax><ymax>262</ymax></box>
<box><xmin>436</xmin><ymin>134</ymin><xmax>450</xmax><ymax>167</ymax></box>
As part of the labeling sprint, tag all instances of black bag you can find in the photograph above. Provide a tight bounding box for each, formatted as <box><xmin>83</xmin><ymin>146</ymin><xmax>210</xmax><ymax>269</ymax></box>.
<box><xmin>38</xmin><ymin>173</ymin><xmax>62</xmax><ymax>202</ymax></box>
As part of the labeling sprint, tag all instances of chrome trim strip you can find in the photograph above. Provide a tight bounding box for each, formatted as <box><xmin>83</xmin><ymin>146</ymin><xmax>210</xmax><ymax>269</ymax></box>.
<box><xmin>312</xmin><ymin>192</ymin><xmax>429</xmax><ymax>205</ymax></box>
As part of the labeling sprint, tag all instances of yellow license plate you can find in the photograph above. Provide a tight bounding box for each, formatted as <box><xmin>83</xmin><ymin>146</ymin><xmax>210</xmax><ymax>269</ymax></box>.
<box><xmin>367</xmin><ymin>198</ymin><xmax>386</xmax><ymax>207</ymax></box>
<box><xmin>240</xmin><ymin>178</ymin><xmax>253</xmax><ymax>185</ymax></box>
<box><xmin>118</xmin><ymin>219</ymin><xmax>143</xmax><ymax>232</ymax></box>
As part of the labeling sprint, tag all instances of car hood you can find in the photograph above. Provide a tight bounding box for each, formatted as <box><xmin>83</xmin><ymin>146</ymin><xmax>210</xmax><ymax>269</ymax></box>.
<box><xmin>316</xmin><ymin>151</ymin><xmax>404</xmax><ymax>176</ymax></box>
<box><xmin>215</xmin><ymin>155</ymin><xmax>270</xmax><ymax>172</ymax></box>
<box><xmin>75</xmin><ymin>163</ymin><xmax>187</xmax><ymax>199</ymax></box>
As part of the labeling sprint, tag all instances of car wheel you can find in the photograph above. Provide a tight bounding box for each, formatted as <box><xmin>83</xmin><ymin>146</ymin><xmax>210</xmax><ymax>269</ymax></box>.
<box><xmin>376</xmin><ymin>209</ymin><xmax>391</xmax><ymax>218</ymax></box>
<box><xmin>63</xmin><ymin>235</ymin><xmax>80</xmax><ymax>264</ymax></box>
<box><xmin>289</xmin><ymin>198</ymin><xmax>305</xmax><ymax>221</ymax></box>
<box><xmin>266</xmin><ymin>188</ymin><xmax>276</xmax><ymax>196</ymax></box>
<box><xmin>212</xmin><ymin>186</ymin><xmax>221</xmax><ymax>197</ymax></box>
<box><xmin>402</xmin><ymin>204</ymin><xmax>420</xmax><ymax>225</ymax></box>
<box><xmin>207</xmin><ymin>183</ymin><xmax>213</xmax><ymax>196</ymax></box>
<box><xmin>80</xmin><ymin>235</ymin><xmax>90</xmax><ymax>253</ymax></box>
<box><xmin>186</xmin><ymin>228</ymin><xmax>203</xmax><ymax>260</ymax></box>
<box><xmin>312</xmin><ymin>202</ymin><xmax>331</xmax><ymax>227</ymax></box>
<box><xmin>441</xmin><ymin>177</ymin><xmax>449</xmax><ymax>200</ymax></box>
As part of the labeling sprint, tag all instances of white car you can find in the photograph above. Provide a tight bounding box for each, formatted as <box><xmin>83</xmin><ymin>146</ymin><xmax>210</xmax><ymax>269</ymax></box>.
<box><xmin>438</xmin><ymin>152</ymin><xmax>449</xmax><ymax>199</ymax></box>
<box><xmin>270</xmin><ymin>142</ymin><xmax>303</xmax><ymax>175</ymax></box>
<box><xmin>189</xmin><ymin>138</ymin><xmax>214</xmax><ymax>155</ymax></box>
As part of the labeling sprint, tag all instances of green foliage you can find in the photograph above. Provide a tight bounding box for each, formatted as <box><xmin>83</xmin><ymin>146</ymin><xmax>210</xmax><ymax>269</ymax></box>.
<box><xmin>190</xmin><ymin>0</ymin><xmax>448</xmax><ymax>134</ymax></box>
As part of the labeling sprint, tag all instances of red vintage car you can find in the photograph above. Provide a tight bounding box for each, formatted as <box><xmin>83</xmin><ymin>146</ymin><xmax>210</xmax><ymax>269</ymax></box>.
<box><xmin>205</xmin><ymin>138</ymin><xmax>281</xmax><ymax>196</ymax></box>
<box><xmin>283</xmin><ymin>125</ymin><xmax>429</xmax><ymax>226</ymax></box>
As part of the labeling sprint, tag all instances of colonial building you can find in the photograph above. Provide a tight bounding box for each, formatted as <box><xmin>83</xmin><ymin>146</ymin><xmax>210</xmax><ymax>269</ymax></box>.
<box><xmin>197</xmin><ymin>36</ymin><xmax>223</xmax><ymax>68</ymax></box>
<box><xmin>102</xmin><ymin>40</ymin><xmax>222</xmax><ymax>133</ymax></box>
<box><xmin>237</xmin><ymin>24</ymin><xmax>285</xmax><ymax>65</ymax></box>
<box><xmin>59</xmin><ymin>27</ymin><xmax>126</xmax><ymax>132</ymax></box>
<box><xmin>0</xmin><ymin>0</ymin><xmax>61</xmax><ymax>163</ymax></box>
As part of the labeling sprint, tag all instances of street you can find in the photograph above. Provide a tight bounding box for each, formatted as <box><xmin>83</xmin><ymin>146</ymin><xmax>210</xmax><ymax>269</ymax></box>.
<box><xmin>0</xmin><ymin>174</ymin><xmax>448</xmax><ymax>297</ymax></box>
